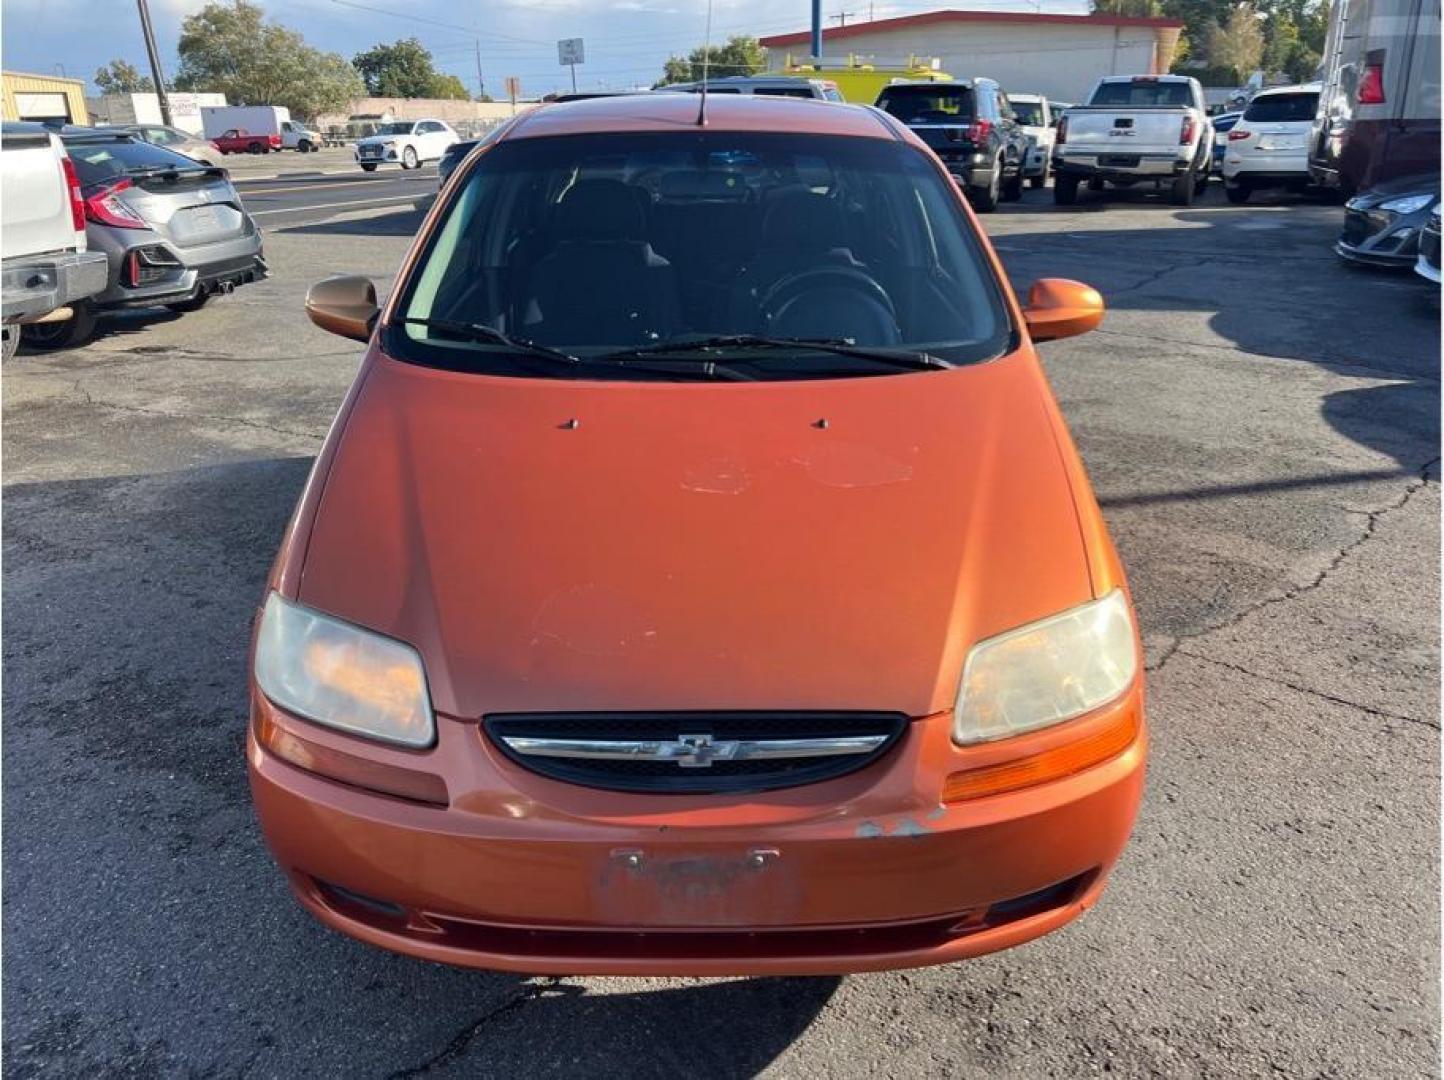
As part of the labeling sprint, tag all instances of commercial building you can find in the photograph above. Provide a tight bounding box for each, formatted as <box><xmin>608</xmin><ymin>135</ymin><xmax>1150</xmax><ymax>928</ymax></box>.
<box><xmin>87</xmin><ymin>92</ymin><xmax>229</xmax><ymax>135</ymax></box>
<box><xmin>760</xmin><ymin>10</ymin><xmax>1185</xmax><ymax>104</ymax></box>
<box><xmin>2</xmin><ymin>71</ymin><xmax>90</xmax><ymax>125</ymax></box>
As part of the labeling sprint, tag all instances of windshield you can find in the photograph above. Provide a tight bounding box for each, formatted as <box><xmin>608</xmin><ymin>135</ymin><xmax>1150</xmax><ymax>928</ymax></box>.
<box><xmin>875</xmin><ymin>85</ymin><xmax>976</xmax><ymax>124</ymax></box>
<box><xmin>65</xmin><ymin>139</ymin><xmax>205</xmax><ymax>186</ymax></box>
<box><xmin>1243</xmin><ymin>92</ymin><xmax>1319</xmax><ymax>123</ymax></box>
<box><xmin>389</xmin><ymin>131</ymin><xmax>1010</xmax><ymax>379</ymax></box>
<box><xmin>1012</xmin><ymin>101</ymin><xmax>1045</xmax><ymax>126</ymax></box>
<box><xmin>377</xmin><ymin>122</ymin><xmax>413</xmax><ymax>135</ymax></box>
<box><xmin>1089</xmin><ymin>80</ymin><xmax>1193</xmax><ymax>108</ymax></box>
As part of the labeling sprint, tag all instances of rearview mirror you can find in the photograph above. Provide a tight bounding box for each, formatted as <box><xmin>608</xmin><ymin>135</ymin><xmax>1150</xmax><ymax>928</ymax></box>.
<box><xmin>1022</xmin><ymin>278</ymin><xmax>1104</xmax><ymax>342</ymax></box>
<box><xmin>305</xmin><ymin>275</ymin><xmax>379</xmax><ymax>342</ymax></box>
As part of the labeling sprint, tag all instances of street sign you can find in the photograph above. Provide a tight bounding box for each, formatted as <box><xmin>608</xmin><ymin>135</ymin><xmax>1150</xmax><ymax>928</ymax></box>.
<box><xmin>557</xmin><ymin>38</ymin><xmax>585</xmax><ymax>66</ymax></box>
<box><xmin>504</xmin><ymin>75</ymin><xmax>522</xmax><ymax>98</ymax></box>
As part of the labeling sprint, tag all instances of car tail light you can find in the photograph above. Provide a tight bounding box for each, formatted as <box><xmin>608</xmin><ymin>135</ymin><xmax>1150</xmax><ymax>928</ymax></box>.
<box><xmin>1180</xmin><ymin>115</ymin><xmax>1196</xmax><ymax>144</ymax></box>
<box><xmin>1358</xmin><ymin>61</ymin><xmax>1386</xmax><ymax>104</ymax></box>
<box><xmin>971</xmin><ymin>118</ymin><xmax>993</xmax><ymax>142</ymax></box>
<box><xmin>1056</xmin><ymin>115</ymin><xmax>1068</xmax><ymax>144</ymax></box>
<box><xmin>84</xmin><ymin>179</ymin><xmax>148</xmax><ymax>229</ymax></box>
<box><xmin>1228</xmin><ymin>129</ymin><xmax>1252</xmax><ymax>141</ymax></box>
<box><xmin>60</xmin><ymin>156</ymin><xmax>85</xmax><ymax>233</ymax></box>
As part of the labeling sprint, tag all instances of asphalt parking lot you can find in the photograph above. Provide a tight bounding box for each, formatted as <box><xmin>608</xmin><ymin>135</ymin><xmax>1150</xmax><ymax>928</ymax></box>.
<box><xmin>3</xmin><ymin>182</ymin><xmax>1438</xmax><ymax>1078</ymax></box>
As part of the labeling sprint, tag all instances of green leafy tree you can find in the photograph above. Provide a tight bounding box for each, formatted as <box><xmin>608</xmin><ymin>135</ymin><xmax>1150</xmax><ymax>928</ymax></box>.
<box><xmin>1093</xmin><ymin>0</ymin><xmax>1164</xmax><ymax>16</ymax></box>
<box><xmin>353</xmin><ymin>38</ymin><xmax>466</xmax><ymax>99</ymax></box>
<box><xmin>94</xmin><ymin>59</ymin><xmax>153</xmax><ymax>95</ymax></box>
<box><xmin>1202</xmin><ymin>4</ymin><xmax>1266</xmax><ymax>79</ymax></box>
<box><xmin>655</xmin><ymin>36</ymin><xmax>766</xmax><ymax>86</ymax></box>
<box><xmin>173</xmin><ymin>0</ymin><xmax>364</xmax><ymax>121</ymax></box>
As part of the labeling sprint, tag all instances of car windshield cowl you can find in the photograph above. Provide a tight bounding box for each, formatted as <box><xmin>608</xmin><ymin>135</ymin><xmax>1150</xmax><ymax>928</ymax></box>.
<box><xmin>596</xmin><ymin>334</ymin><xmax>954</xmax><ymax>371</ymax></box>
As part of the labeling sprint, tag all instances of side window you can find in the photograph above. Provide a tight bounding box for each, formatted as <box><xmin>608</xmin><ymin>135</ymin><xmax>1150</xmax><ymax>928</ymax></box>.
<box><xmin>998</xmin><ymin>92</ymin><xmax>1015</xmax><ymax>121</ymax></box>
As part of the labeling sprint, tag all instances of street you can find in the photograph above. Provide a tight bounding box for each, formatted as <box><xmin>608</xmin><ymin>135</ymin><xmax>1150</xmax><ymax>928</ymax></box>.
<box><xmin>3</xmin><ymin>185</ymin><xmax>1438</xmax><ymax>1078</ymax></box>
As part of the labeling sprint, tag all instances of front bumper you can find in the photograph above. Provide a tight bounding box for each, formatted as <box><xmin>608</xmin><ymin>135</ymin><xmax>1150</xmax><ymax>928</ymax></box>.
<box><xmin>356</xmin><ymin>145</ymin><xmax>400</xmax><ymax>164</ymax></box>
<box><xmin>1</xmin><ymin>250</ymin><xmax>109</xmax><ymax>321</ymax></box>
<box><xmin>1336</xmin><ymin>206</ymin><xmax>1424</xmax><ymax>268</ymax></box>
<box><xmin>249</xmin><ymin>689</ymin><xmax>1146</xmax><ymax>976</ymax></box>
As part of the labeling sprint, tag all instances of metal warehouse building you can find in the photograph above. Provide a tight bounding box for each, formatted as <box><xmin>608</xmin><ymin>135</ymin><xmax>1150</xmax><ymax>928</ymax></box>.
<box><xmin>2</xmin><ymin>71</ymin><xmax>90</xmax><ymax>125</ymax></box>
<box><xmin>761</xmin><ymin>10</ymin><xmax>1184</xmax><ymax>105</ymax></box>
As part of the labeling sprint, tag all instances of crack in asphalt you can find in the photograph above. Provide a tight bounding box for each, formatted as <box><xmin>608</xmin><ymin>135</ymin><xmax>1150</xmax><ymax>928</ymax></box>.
<box><xmin>1105</xmin><ymin>261</ymin><xmax>1208</xmax><ymax>298</ymax></box>
<box><xmin>1147</xmin><ymin>457</ymin><xmax>1440</xmax><ymax>677</ymax></box>
<box><xmin>70</xmin><ymin>382</ymin><xmax>327</xmax><ymax>442</ymax></box>
<box><xmin>386</xmin><ymin>980</ymin><xmax>572</xmax><ymax>1079</ymax></box>
<box><xmin>1174</xmin><ymin>648</ymin><xmax>1440</xmax><ymax>729</ymax></box>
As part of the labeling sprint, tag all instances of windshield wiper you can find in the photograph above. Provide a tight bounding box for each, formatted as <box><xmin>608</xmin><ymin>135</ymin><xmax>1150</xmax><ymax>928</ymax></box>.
<box><xmin>598</xmin><ymin>334</ymin><xmax>953</xmax><ymax>371</ymax></box>
<box><xmin>400</xmin><ymin>318</ymin><xmax>751</xmax><ymax>380</ymax></box>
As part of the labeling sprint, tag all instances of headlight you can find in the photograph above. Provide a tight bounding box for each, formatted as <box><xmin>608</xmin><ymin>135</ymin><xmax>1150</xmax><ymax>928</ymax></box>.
<box><xmin>254</xmin><ymin>593</ymin><xmax>435</xmax><ymax>748</ymax></box>
<box><xmin>1379</xmin><ymin>193</ymin><xmax>1434</xmax><ymax>214</ymax></box>
<box><xmin>953</xmin><ymin>590</ymin><xmax>1138</xmax><ymax>745</ymax></box>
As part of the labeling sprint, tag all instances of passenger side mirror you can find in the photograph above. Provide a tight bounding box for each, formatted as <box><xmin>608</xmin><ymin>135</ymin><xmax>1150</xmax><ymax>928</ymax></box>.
<box><xmin>1021</xmin><ymin>278</ymin><xmax>1104</xmax><ymax>342</ymax></box>
<box><xmin>306</xmin><ymin>275</ymin><xmax>379</xmax><ymax>342</ymax></box>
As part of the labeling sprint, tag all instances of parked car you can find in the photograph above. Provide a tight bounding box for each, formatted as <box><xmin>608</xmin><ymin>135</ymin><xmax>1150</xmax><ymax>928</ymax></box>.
<box><xmin>22</xmin><ymin>130</ymin><xmax>267</xmax><ymax>350</ymax></box>
<box><xmin>414</xmin><ymin>138</ymin><xmax>481</xmax><ymax>212</ymax></box>
<box><xmin>99</xmin><ymin>123</ymin><xmax>225</xmax><ymax>167</ymax></box>
<box><xmin>1051</xmin><ymin>75</ymin><xmax>1213</xmax><ymax>206</ymax></box>
<box><xmin>1335</xmin><ymin>174</ymin><xmax>1441</xmax><ymax>268</ymax></box>
<box><xmin>250</xmin><ymin>93</ymin><xmax>1145</xmax><ymax>978</ymax></box>
<box><xmin>1416</xmin><ymin>204</ymin><xmax>1440</xmax><ymax>282</ymax></box>
<box><xmin>1223</xmin><ymin>84</ymin><xmax>1321</xmax><ymax>203</ymax></box>
<box><xmin>202</xmin><ymin>105</ymin><xmax>321</xmax><ymax>153</ymax></box>
<box><xmin>874</xmin><ymin>78</ymin><xmax>1030</xmax><ymax>211</ymax></box>
<box><xmin>212</xmin><ymin>128</ymin><xmax>282</xmax><ymax>155</ymax></box>
<box><xmin>0</xmin><ymin>122</ymin><xmax>109</xmax><ymax>360</ymax></box>
<box><xmin>354</xmin><ymin>119</ymin><xmax>458</xmax><ymax>171</ymax></box>
<box><xmin>1210</xmin><ymin>111</ymin><xmax>1242</xmax><ymax>175</ymax></box>
<box><xmin>660</xmin><ymin>75</ymin><xmax>843</xmax><ymax>101</ymax></box>
<box><xmin>1009</xmin><ymin>92</ymin><xmax>1055</xmax><ymax>188</ymax></box>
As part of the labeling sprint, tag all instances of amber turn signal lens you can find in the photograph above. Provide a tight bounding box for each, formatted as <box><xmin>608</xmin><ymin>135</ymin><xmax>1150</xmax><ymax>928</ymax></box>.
<box><xmin>256</xmin><ymin>711</ymin><xmax>449</xmax><ymax>807</ymax></box>
<box><xmin>942</xmin><ymin>707</ymin><xmax>1140</xmax><ymax>803</ymax></box>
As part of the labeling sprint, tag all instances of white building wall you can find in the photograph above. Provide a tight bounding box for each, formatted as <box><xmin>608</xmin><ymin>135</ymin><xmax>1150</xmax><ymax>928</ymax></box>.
<box><xmin>767</xmin><ymin>23</ymin><xmax>1164</xmax><ymax>103</ymax></box>
<box><xmin>89</xmin><ymin>92</ymin><xmax>227</xmax><ymax>133</ymax></box>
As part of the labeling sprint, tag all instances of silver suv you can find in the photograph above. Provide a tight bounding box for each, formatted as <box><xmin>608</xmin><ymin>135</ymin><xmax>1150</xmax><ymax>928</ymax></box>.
<box><xmin>24</xmin><ymin>129</ymin><xmax>267</xmax><ymax>350</ymax></box>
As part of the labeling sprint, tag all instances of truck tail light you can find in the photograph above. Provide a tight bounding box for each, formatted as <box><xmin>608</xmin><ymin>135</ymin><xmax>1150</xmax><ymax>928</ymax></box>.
<box><xmin>61</xmin><ymin>155</ymin><xmax>85</xmax><ymax>233</ymax></box>
<box><xmin>1228</xmin><ymin>129</ymin><xmax>1252</xmax><ymax>141</ymax></box>
<box><xmin>971</xmin><ymin>118</ymin><xmax>993</xmax><ymax>142</ymax></box>
<box><xmin>1180</xmin><ymin>116</ymin><xmax>1196</xmax><ymax>144</ymax></box>
<box><xmin>1358</xmin><ymin>61</ymin><xmax>1386</xmax><ymax>104</ymax></box>
<box><xmin>84</xmin><ymin>179</ymin><xmax>148</xmax><ymax>230</ymax></box>
<box><xmin>1056</xmin><ymin>115</ymin><xmax>1068</xmax><ymax>144</ymax></box>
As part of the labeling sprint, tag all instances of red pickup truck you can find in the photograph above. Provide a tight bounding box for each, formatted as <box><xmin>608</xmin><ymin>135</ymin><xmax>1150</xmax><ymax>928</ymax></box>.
<box><xmin>212</xmin><ymin>128</ymin><xmax>282</xmax><ymax>155</ymax></box>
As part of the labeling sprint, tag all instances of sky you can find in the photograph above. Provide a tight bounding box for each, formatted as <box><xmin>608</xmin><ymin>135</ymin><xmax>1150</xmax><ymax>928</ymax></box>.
<box><xmin>1</xmin><ymin>0</ymin><xmax>1090</xmax><ymax>99</ymax></box>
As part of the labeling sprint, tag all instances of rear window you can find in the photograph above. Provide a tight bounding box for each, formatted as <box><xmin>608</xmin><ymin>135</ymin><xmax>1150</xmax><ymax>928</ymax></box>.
<box><xmin>1088</xmin><ymin>80</ymin><xmax>1194</xmax><ymax>108</ymax></box>
<box><xmin>1243</xmin><ymin>92</ymin><xmax>1319</xmax><ymax>122</ymax></box>
<box><xmin>875</xmin><ymin>85</ymin><xmax>976</xmax><ymax>123</ymax></box>
<box><xmin>1011</xmin><ymin>100</ymin><xmax>1045</xmax><ymax>126</ymax></box>
<box><xmin>754</xmin><ymin>86</ymin><xmax>818</xmax><ymax>98</ymax></box>
<box><xmin>64</xmin><ymin>138</ymin><xmax>204</xmax><ymax>186</ymax></box>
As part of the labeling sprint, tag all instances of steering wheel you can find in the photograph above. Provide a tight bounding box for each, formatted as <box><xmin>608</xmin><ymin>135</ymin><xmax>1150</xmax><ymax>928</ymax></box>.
<box><xmin>758</xmin><ymin>267</ymin><xmax>901</xmax><ymax>346</ymax></box>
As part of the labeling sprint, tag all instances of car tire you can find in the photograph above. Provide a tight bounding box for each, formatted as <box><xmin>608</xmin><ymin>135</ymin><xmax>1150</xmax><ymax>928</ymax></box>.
<box><xmin>970</xmin><ymin>158</ymin><xmax>1002</xmax><ymax>213</ymax></box>
<box><xmin>1029</xmin><ymin>163</ymin><xmax>1048</xmax><ymax>189</ymax></box>
<box><xmin>165</xmin><ymin>293</ymin><xmax>209</xmax><ymax>314</ymax></box>
<box><xmin>1170</xmin><ymin>170</ymin><xmax>1196</xmax><ymax>206</ymax></box>
<box><xmin>1053</xmin><ymin>174</ymin><xmax>1080</xmax><ymax>206</ymax></box>
<box><xmin>2</xmin><ymin>324</ymin><xmax>19</xmax><ymax>362</ymax></box>
<box><xmin>297</xmin><ymin>139</ymin><xmax>313</xmax><ymax>153</ymax></box>
<box><xmin>1001</xmin><ymin>162</ymin><xmax>1024</xmax><ymax>202</ymax></box>
<box><xmin>21</xmin><ymin>302</ymin><xmax>97</xmax><ymax>351</ymax></box>
<box><xmin>248</xmin><ymin>142</ymin><xmax>263</xmax><ymax>154</ymax></box>
<box><xmin>402</xmin><ymin>146</ymin><xmax>419</xmax><ymax>170</ymax></box>
<box><xmin>1225</xmin><ymin>183</ymin><xmax>1251</xmax><ymax>204</ymax></box>
<box><xmin>360</xmin><ymin>163</ymin><xmax>378</xmax><ymax>172</ymax></box>
<box><xmin>1087</xmin><ymin>178</ymin><xmax>1105</xmax><ymax>192</ymax></box>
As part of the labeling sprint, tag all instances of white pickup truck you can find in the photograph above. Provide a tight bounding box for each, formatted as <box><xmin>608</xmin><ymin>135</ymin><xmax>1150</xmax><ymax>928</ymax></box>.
<box><xmin>1051</xmin><ymin>75</ymin><xmax>1213</xmax><ymax>207</ymax></box>
<box><xmin>2</xmin><ymin>123</ymin><xmax>109</xmax><ymax>360</ymax></box>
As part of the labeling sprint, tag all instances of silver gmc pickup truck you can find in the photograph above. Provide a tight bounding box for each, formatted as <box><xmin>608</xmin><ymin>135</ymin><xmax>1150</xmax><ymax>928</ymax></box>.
<box><xmin>1051</xmin><ymin>75</ymin><xmax>1214</xmax><ymax>207</ymax></box>
<box><xmin>2</xmin><ymin>122</ymin><xmax>109</xmax><ymax>360</ymax></box>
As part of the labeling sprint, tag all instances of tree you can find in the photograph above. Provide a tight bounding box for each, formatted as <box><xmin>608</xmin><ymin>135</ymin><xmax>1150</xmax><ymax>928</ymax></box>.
<box><xmin>1202</xmin><ymin>4</ymin><xmax>1265</xmax><ymax>79</ymax></box>
<box><xmin>94</xmin><ymin>59</ymin><xmax>153</xmax><ymax>95</ymax></box>
<box><xmin>353</xmin><ymin>38</ymin><xmax>466</xmax><ymax>99</ymax></box>
<box><xmin>655</xmin><ymin>36</ymin><xmax>766</xmax><ymax>86</ymax></box>
<box><xmin>173</xmin><ymin>1</ymin><xmax>364</xmax><ymax>121</ymax></box>
<box><xmin>1093</xmin><ymin>0</ymin><xmax>1164</xmax><ymax>15</ymax></box>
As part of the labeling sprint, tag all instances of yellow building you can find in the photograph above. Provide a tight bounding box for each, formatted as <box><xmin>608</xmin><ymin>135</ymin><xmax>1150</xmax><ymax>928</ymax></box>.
<box><xmin>2</xmin><ymin>71</ymin><xmax>90</xmax><ymax>125</ymax></box>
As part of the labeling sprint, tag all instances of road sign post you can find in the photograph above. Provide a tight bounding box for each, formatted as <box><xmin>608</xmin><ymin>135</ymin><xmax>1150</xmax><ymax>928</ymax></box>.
<box><xmin>557</xmin><ymin>38</ymin><xmax>585</xmax><ymax>95</ymax></box>
<box><xmin>504</xmin><ymin>75</ymin><xmax>521</xmax><ymax>115</ymax></box>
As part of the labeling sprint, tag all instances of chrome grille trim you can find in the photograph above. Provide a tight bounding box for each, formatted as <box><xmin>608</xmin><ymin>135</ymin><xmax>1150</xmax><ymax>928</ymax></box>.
<box><xmin>498</xmin><ymin>733</ymin><xmax>888</xmax><ymax>768</ymax></box>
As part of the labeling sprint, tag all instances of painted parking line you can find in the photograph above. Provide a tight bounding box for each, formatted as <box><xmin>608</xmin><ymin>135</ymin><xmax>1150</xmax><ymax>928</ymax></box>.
<box><xmin>249</xmin><ymin>193</ymin><xmax>424</xmax><ymax>216</ymax></box>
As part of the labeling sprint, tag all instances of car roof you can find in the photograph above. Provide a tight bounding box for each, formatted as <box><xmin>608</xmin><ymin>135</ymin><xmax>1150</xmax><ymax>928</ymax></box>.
<box><xmin>1250</xmin><ymin>82</ymin><xmax>1322</xmax><ymax>97</ymax></box>
<box><xmin>1008</xmin><ymin>92</ymin><xmax>1044</xmax><ymax>102</ymax></box>
<box><xmin>879</xmin><ymin>78</ymin><xmax>980</xmax><ymax>90</ymax></box>
<box><xmin>505</xmin><ymin>92</ymin><xmax>894</xmax><ymax>141</ymax></box>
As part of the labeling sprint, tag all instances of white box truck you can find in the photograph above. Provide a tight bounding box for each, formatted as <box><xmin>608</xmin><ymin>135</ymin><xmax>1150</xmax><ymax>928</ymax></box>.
<box><xmin>200</xmin><ymin>105</ymin><xmax>321</xmax><ymax>152</ymax></box>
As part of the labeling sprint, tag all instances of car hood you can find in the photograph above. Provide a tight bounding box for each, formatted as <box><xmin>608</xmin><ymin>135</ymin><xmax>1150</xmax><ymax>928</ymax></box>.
<box><xmin>297</xmin><ymin>350</ymin><xmax>1094</xmax><ymax>720</ymax></box>
<box><xmin>355</xmin><ymin>134</ymin><xmax>402</xmax><ymax>146</ymax></box>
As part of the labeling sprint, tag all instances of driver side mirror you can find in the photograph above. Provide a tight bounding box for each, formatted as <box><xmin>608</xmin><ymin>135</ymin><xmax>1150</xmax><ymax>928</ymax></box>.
<box><xmin>1022</xmin><ymin>278</ymin><xmax>1104</xmax><ymax>342</ymax></box>
<box><xmin>305</xmin><ymin>275</ymin><xmax>379</xmax><ymax>342</ymax></box>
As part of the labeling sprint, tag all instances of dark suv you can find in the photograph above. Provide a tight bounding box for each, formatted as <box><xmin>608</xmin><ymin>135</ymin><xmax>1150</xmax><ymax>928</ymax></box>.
<box><xmin>874</xmin><ymin>78</ymin><xmax>1029</xmax><ymax>211</ymax></box>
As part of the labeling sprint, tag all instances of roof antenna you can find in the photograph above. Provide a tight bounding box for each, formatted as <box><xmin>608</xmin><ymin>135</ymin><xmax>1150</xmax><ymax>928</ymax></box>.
<box><xmin>696</xmin><ymin>0</ymin><xmax>713</xmax><ymax>125</ymax></box>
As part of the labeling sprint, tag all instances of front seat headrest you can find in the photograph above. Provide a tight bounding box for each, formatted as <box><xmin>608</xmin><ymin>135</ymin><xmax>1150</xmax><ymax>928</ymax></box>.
<box><xmin>555</xmin><ymin>179</ymin><xmax>646</xmax><ymax>242</ymax></box>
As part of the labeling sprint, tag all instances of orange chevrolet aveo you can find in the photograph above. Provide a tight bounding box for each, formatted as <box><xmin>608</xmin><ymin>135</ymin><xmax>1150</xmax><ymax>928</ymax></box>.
<box><xmin>248</xmin><ymin>94</ymin><xmax>1145</xmax><ymax>976</ymax></box>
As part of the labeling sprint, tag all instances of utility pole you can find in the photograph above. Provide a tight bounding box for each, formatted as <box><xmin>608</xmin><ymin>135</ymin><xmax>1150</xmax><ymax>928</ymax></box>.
<box><xmin>474</xmin><ymin>39</ymin><xmax>485</xmax><ymax>100</ymax></box>
<box><xmin>811</xmin><ymin>0</ymin><xmax>822</xmax><ymax>60</ymax></box>
<box><xmin>136</xmin><ymin>0</ymin><xmax>173</xmax><ymax>126</ymax></box>
<box><xmin>830</xmin><ymin>10</ymin><xmax>857</xmax><ymax>28</ymax></box>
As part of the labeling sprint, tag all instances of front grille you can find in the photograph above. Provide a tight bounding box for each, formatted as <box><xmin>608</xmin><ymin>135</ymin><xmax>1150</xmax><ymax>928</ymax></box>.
<box><xmin>1342</xmin><ymin>209</ymin><xmax>1387</xmax><ymax>246</ymax></box>
<box><xmin>484</xmin><ymin>711</ymin><xmax>908</xmax><ymax>794</ymax></box>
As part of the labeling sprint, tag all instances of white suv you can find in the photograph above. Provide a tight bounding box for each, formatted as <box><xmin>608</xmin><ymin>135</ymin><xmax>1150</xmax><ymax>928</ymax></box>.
<box><xmin>1223</xmin><ymin>84</ymin><xmax>1321</xmax><ymax>203</ymax></box>
<box><xmin>354</xmin><ymin>119</ymin><xmax>459</xmax><ymax>172</ymax></box>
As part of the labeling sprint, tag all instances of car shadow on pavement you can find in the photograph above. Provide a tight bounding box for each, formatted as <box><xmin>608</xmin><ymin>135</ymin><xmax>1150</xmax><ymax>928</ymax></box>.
<box><xmin>276</xmin><ymin>207</ymin><xmax>430</xmax><ymax>238</ymax></box>
<box><xmin>2</xmin><ymin>454</ymin><xmax>838</xmax><ymax>1077</ymax></box>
